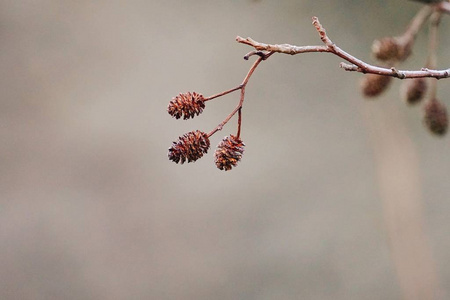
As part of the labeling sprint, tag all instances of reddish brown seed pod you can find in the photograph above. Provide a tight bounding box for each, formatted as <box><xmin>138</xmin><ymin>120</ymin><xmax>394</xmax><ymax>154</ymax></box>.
<box><xmin>360</xmin><ymin>74</ymin><xmax>392</xmax><ymax>98</ymax></box>
<box><xmin>400</xmin><ymin>78</ymin><xmax>427</xmax><ymax>105</ymax></box>
<box><xmin>372</xmin><ymin>37</ymin><xmax>401</xmax><ymax>61</ymax></box>
<box><xmin>214</xmin><ymin>135</ymin><xmax>245</xmax><ymax>171</ymax></box>
<box><xmin>168</xmin><ymin>92</ymin><xmax>205</xmax><ymax>120</ymax></box>
<box><xmin>371</xmin><ymin>37</ymin><xmax>411</xmax><ymax>62</ymax></box>
<box><xmin>423</xmin><ymin>98</ymin><xmax>448</xmax><ymax>136</ymax></box>
<box><xmin>168</xmin><ymin>130</ymin><xmax>210</xmax><ymax>164</ymax></box>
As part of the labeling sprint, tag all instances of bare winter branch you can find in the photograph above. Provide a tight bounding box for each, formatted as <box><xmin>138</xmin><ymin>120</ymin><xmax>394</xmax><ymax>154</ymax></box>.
<box><xmin>236</xmin><ymin>16</ymin><xmax>450</xmax><ymax>79</ymax></box>
<box><xmin>168</xmin><ymin>2</ymin><xmax>450</xmax><ymax>170</ymax></box>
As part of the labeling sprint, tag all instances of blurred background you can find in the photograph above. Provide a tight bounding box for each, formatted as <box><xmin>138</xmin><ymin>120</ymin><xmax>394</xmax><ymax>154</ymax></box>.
<box><xmin>1</xmin><ymin>0</ymin><xmax>450</xmax><ymax>299</ymax></box>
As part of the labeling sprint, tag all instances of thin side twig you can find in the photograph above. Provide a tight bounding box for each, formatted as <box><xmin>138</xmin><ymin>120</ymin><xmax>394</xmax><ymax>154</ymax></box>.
<box><xmin>207</xmin><ymin>52</ymin><xmax>274</xmax><ymax>137</ymax></box>
<box><xmin>204</xmin><ymin>86</ymin><xmax>242</xmax><ymax>102</ymax></box>
<box><xmin>427</xmin><ymin>11</ymin><xmax>442</xmax><ymax>99</ymax></box>
<box><xmin>401</xmin><ymin>5</ymin><xmax>432</xmax><ymax>42</ymax></box>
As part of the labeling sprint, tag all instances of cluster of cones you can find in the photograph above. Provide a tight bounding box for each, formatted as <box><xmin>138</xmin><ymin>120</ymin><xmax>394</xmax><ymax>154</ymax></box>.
<box><xmin>167</xmin><ymin>92</ymin><xmax>245</xmax><ymax>171</ymax></box>
<box><xmin>360</xmin><ymin>27</ymin><xmax>448</xmax><ymax>136</ymax></box>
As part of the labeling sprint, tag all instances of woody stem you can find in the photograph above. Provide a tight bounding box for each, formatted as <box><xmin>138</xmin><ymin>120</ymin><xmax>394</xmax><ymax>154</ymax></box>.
<box><xmin>204</xmin><ymin>86</ymin><xmax>242</xmax><ymax>102</ymax></box>
<box><xmin>427</xmin><ymin>11</ymin><xmax>442</xmax><ymax>99</ymax></box>
<box><xmin>207</xmin><ymin>52</ymin><xmax>273</xmax><ymax>137</ymax></box>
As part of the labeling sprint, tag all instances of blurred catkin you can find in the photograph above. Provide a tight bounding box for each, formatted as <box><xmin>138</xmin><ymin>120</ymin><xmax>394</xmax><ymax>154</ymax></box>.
<box><xmin>401</xmin><ymin>78</ymin><xmax>427</xmax><ymax>105</ymax></box>
<box><xmin>423</xmin><ymin>98</ymin><xmax>448</xmax><ymax>136</ymax></box>
<box><xmin>361</xmin><ymin>74</ymin><xmax>392</xmax><ymax>98</ymax></box>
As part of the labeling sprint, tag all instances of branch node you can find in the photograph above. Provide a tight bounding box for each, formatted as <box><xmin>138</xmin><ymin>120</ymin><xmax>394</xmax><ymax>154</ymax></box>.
<box><xmin>262</xmin><ymin>51</ymin><xmax>274</xmax><ymax>60</ymax></box>
<box><xmin>391</xmin><ymin>67</ymin><xmax>406</xmax><ymax>79</ymax></box>
<box><xmin>328</xmin><ymin>43</ymin><xmax>337</xmax><ymax>52</ymax></box>
<box><xmin>244</xmin><ymin>50</ymin><xmax>267</xmax><ymax>60</ymax></box>
<box><xmin>340</xmin><ymin>62</ymin><xmax>358</xmax><ymax>71</ymax></box>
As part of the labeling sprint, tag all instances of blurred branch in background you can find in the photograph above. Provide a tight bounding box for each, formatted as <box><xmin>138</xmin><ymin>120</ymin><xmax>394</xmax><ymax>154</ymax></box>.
<box><xmin>362</xmin><ymin>101</ymin><xmax>441</xmax><ymax>300</ymax></box>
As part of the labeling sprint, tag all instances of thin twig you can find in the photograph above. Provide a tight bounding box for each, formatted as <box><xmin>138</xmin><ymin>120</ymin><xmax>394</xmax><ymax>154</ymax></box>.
<box><xmin>427</xmin><ymin>11</ymin><xmax>442</xmax><ymax>69</ymax></box>
<box><xmin>237</xmin><ymin>108</ymin><xmax>242</xmax><ymax>138</ymax></box>
<box><xmin>402</xmin><ymin>6</ymin><xmax>432</xmax><ymax>41</ymax></box>
<box><xmin>236</xmin><ymin>16</ymin><xmax>450</xmax><ymax>79</ymax></box>
<box><xmin>427</xmin><ymin>11</ymin><xmax>442</xmax><ymax>99</ymax></box>
<box><xmin>204</xmin><ymin>86</ymin><xmax>242</xmax><ymax>102</ymax></box>
<box><xmin>207</xmin><ymin>54</ymin><xmax>272</xmax><ymax>137</ymax></box>
<box><xmin>394</xmin><ymin>6</ymin><xmax>433</xmax><ymax>57</ymax></box>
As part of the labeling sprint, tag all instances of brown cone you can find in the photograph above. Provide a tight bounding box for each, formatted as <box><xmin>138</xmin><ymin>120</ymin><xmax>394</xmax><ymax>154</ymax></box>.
<box><xmin>214</xmin><ymin>135</ymin><xmax>245</xmax><ymax>171</ymax></box>
<box><xmin>423</xmin><ymin>98</ymin><xmax>448</xmax><ymax>136</ymax></box>
<box><xmin>372</xmin><ymin>37</ymin><xmax>401</xmax><ymax>61</ymax></box>
<box><xmin>372</xmin><ymin>37</ymin><xmax>411</xmax><ymax>62</ymax></box>
<box><xmin>401</xmin><ymin>78</ymin><xmax>427</xmax><ymax>105</ymax></box>
<box><xmin>168</xmin><ymin>130</ymin><xmax>210</xmax><ymax>164</ymax></box>
<box><xmin>168</xmin><ymin>92</ymin><xmax>205</xmax><ymax>120</ymax></box>
<box><xmin>360</xmin><ymin>74</ymin><xmax>392</xmax><ymax>98</ymax></box>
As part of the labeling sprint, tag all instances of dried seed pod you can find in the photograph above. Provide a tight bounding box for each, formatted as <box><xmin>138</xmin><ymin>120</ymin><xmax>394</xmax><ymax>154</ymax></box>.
<box><xmin>400</xmin><ymin>78</ymin><xmax>427</xmax><ymax>105</ymax></box>
<box><xmin>168</xmin><ymin>92</ymin><xmax>205</xmax><ymax>120</ymax></box>
<box><xmin>214</xmin><ymin>135</ymin><xmax>245</xmax><ymax>171</ymax></box>
<box><xmin>372</xmin><ymin>37</ymin><xmax>401</xmax><ymax>61</ymax></box>
<box><xmin>372</xmin><ymin>37</ymin><xmax>411</xmax><ymax>62</ymax></box>
<box><xmin>423</xmin><ymin>98</ymin><xmax>448</xmax><ymax>136</ymax></box>
<box><xmin>168</xmin><ymin>130</ymin><xmax>210</xmax><ymax>164</ymax></box>
<box><xmin>360</xmin><ymin>74</ymin><xmax>392</xmax><ymax>98</ymax></box>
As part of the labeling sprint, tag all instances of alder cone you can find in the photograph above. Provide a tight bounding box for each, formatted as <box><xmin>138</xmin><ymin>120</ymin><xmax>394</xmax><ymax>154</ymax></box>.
<box><xmin>360</xmin><ymin>74</ymin><xmax>392</xmax><ymax>98</ymax></box>
<box><xmin>214</xmin><ymin>135</ymin><xmax>245</xmax><ymax>171</ymax></box>
<box><xmin>372</xmin><ymin>37</ymin><xmax>401</xmax><ymax>61</ymax></box>
<box><xmin>372</xmin><ymin>37</ymin><xmax>411</xmax><ymax>62</ymax></box>
<box><xmin>168</xmin><ymin>92</ymin><xmax>205</xmax><ymax>120</ymax></box>
<box><xmin>423</xmin><ymin>99</ymin><xmax>448</xmax><ymax>136</ymax></box>
<box><xmin>401</xmin><ymin>78</ymin><xmax>427</xmax><ymax>105</ymax></box>
<box><xmin>168</xmin><ymin>130</ymin><xmax>210</xmax><ymax>164</ymax></box>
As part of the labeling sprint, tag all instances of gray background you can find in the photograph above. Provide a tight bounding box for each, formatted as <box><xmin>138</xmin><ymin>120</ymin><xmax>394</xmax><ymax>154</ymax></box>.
<box><xmin>1</xmin><ymin>0</ymin><xmax>449</xmax><ymax>299</ymax></box>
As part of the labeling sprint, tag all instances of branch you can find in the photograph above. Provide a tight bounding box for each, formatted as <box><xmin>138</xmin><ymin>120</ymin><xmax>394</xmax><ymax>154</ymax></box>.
<box><xmin>427</xmin><ymin>11</ymin><xmax>443</xmax><ymax>100</ymax></box>
<box><xmin>206</xmin><ymin>52</ymin><xmax>274</xmax><ymax>138</ymax></box>
<box><xmin>168</xmin><ymin>3</ymin><xmax>450</xmax><ymax>170</ymax></box>
<box><xmin>236</xmin><ymin>16</ymin><xmax>450</xmax><ymax>79</ymax></box>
